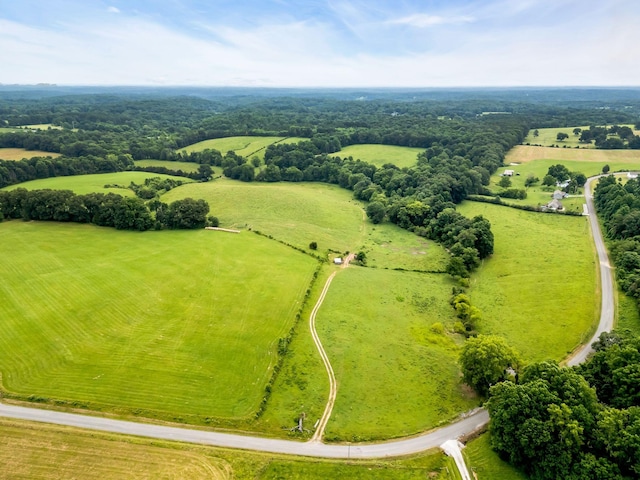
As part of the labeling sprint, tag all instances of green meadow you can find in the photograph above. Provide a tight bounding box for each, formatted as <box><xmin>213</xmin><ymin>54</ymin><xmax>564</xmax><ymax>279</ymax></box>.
<box><xmin>179</xmin><ymin>136</ymin><xmax>306</xmax><ymax>160</ymax></box>
<box><xmin>0</xmin><ymin>147</ymin><xmax>61</xmax><ymax>161</ymax></box>
<box><xmin>333</xmin><ymin>144</ymin><xmax>424</xmax><ymax>168</ymax></box>
<box><xmin>318</xmin><ymin>268</ymin><xmax>477</xmax><ymax>441</ymax></box>
<box><xmin>0</xmin><ymin>222</ymin><xmax>317</xmax><ymax>424</ymax></box>
<box><xmin>524</xmin><ymin>125</ymin><xmax>640</xmax><ymax>148</ymax></box>
<box><xmin>457</xmin><ymin>201</ymin><xmax>596</xmax><ymax>362</ymax></box>
<box><xmin>134</xmin><ymin>159</ymin><xmax>202</xmax><ymax>173</ymax></box>
<box><xmin>3</xmin><ymin>171</ymin><xmax>192</xmax><ymax>196</ymax></box>
<box><xmin>162</xmin><ymin>179</ymin><xmax>366</xmax><ymax>252</ymax></box>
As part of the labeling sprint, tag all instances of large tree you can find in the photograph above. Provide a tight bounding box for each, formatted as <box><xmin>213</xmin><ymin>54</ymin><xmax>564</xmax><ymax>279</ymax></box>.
<box><xmin>459</xmin><ymin>334</ymin><xmax>521</xmax><ymax>396</ymax></box>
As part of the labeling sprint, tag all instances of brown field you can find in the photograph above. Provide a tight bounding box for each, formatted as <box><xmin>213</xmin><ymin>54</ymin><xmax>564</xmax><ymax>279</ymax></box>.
<box><xmin>0</xmin><ymin>418</ymin><xmax>230</xmax><ymax>479</ymax></box>
<box><xmin>0</xmin><ymin>148</ymin><xmax>61</xmax><ymax>161</ymax></box>
<box><xmin>507</xmin><ymin>145</ymin><xmax>640</xmax><ymax>164</ymax></box>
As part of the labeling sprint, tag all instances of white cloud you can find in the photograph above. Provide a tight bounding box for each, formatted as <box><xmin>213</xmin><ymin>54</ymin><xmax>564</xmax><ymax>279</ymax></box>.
<box><xmin>389</xmin><ymin>14</ymin><xmax>475</xmax><ymax>28</ymax></box>
<box><xmin>107</xmin><ymin>6</ymin><xmax>120</xmax><ymax>14</ymax></box>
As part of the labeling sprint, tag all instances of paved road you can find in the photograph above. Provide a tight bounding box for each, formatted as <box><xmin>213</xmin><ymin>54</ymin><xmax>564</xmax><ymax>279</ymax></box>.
<box><xmin>0</xmin><ymin>177</ymin><xmax>614</xmax><ymax>457</ymax></box>
<box><xmin>566</xmin><ymin>175</ymin><xmax>615</xmax><ymax>366</ymax></box>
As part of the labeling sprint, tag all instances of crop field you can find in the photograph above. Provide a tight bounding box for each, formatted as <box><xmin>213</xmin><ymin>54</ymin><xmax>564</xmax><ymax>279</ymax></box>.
<box><xmin>179</xmin><ymin>136</ymin><xmax>306</xmax><ymax>160</ymax></box>
<box><xmin>333</xmin><ymin>144</ymin><xmax>424</xmax><ymax>168</ymax></box>
<box><xmin>0</xmin><ymin>147</ymin><xmax>61</xmax><ymax>160</ymax></box>
<box><xmin>464</xmin><ymin>433</ymin><xmax>528</xmax><ymax>480</ymax></box>
<box><xmin>0</xmin><ymin>418</ymin><xmax>453</xmax><ymax>480</ymax></box>
<box><xmin>0</xmin><ymin>222</ymin><xmax>317</xmax><ymax>423</ymax></box>
<box><xmin>3</xmin><ymin>171</ymin><xmax>192</xmax><ymax>196</ymax></box>
<box><xmin>317</xmin><ymin>267</ymin><xmax>477</xmax><ymax>441</ymax></box>
<box><xmin>457</xmin><ymin>202</ymin><xmax>596</xmax><ymax>362</ymax></box>
<box><xmin>134</xmin><ymin>159</ymin><xmax>202</xmax><ymax>173</ymax></box>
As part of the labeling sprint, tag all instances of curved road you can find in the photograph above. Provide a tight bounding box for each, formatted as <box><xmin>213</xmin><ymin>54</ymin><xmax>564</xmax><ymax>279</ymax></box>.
<box><xmin>0</xmin><ymin>177</ymin><xmax>614</xmax><ymax>457</ymax></box>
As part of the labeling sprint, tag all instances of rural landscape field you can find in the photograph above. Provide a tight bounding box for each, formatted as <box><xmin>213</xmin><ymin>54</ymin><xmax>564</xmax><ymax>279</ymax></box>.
<box><xmin>1</xmin><ymin>85</ymin><xmax>640</xmax><ymax>478</ymax></box>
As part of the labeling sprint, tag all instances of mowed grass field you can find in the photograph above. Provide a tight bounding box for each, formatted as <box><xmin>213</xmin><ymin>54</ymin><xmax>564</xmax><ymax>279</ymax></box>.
<box><xmin>162</xmin><ymin>179</ymin><xmax>366</xmax><ymax>252</ymax></box>
<box><xmin>0</xmin><ymin>147</ymin><xmax>61</xmax><ymax>160</ymax></box>
<box><xmin>491</xmin><ymin>145</ymin><xmax>640</xmax><ymax>211</ymax></box>
<box><xmin>0</xmin><ymin>222</ymin><xmax>317</xmax><ymax>423</ymax></box>
<box><xmin>3</xmin><ymin>171</ymin><xmax>192</xmax><ymax>196</ymax></box>
<box><xmin>318</xmin><ymin>268</ymin><xmax>477</xmax><ymax>441</ymax></box>
<box><xmin>0</xmin><ymin>418</ymin><xmax>453</xmax><ymax>480</ymax></box>
<box><xmin>457</xmin><ymin>202</ymin><xmax>596</xmax><ymax>362</ymax></box>
<box><xmin>333</xmin><ymin>144</ymin><xmax>424</xmax><ymax>168</ymax></box>
<box><xmin>179</xmin><ymin>136</ymin><xmax>307</xmax><ymax>160</ymax></box>
<box><xmin>134</xmin><ymin>159</ymin><xmax>202</xmax><ymax>173</ymax></box>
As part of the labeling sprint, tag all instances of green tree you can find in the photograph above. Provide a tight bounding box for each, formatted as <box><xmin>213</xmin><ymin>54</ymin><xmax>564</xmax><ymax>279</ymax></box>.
<box><xmin>498</xmin><ymin>176</ymin><xmax>512</xmax><ymax>188</ymax></box>
<box><xmin>533</xmin><ymin>129</ymin><xmax>539</xmax><ymax>137</ymax></box>
<box><xmin>603</xmin><ymin>164</ymin><xmax>611</xmax><ymax>174</ymax></box>
<box><xmin>309</xmin><ymin>241</ymin><xmax>318</xmax><ymax>250</ymax></box>
<box><xmin>525</xmin><ymin>175</ymin><xmax>540</xmax><ymax>187</ymax></box>
<box><xmin>573</xmin><ymin>127</ymin><xmax>582</xmax><ymax>136</ymax></box>
<box><xmin>542</xmin><ymin>174</ymin><xmax>556</xmax><ymax>187</ymax></box>
<box><xmin>459</xmin><ymin>334</ymin><xmax>521</xmax><ymax>396</ymax></box>
<box><xmin>164</xmin><ymin>198</ymin><xmax>210</xmax><ymax>229</ymax></box>
<box><xmin>557</xmin><ymin>132</ymin><xmax>570</xmax><ymax>141</ymax></box>
<box><xmin>366</xmin><ymin>201</ymin><xmax>386</xmax><ymax>224</ymax></box>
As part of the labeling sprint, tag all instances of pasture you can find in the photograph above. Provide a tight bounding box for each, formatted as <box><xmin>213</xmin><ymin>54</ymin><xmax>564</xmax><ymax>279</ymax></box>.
<box><xmin>3</xmin><ymin>171</ymin><xmax>192</xmax><ymax>196</ymax></box>
<box><xmin>0</xmin><ymin>418</ymin><xmax>452</xmax><ymax>480</ymax></box>
<box><xmin>179</xmin><ymin>136</ymin><xmax>306</xmax><ymax>160</ymax></box>
<box><xmin>524</xmin><ymin>125</ymin><xmax>640</xmax><ymax>148</ymax></box>
<box><xmin>134</xmin><ymin>159</ymin><xmax>202</xmax><ymax>173</ymax></box>
<box><xmin>317</xmin><ymin>267</ymin><xmax>477</xmax><ymax>441</ymax></box>
<box><xmin>457</xmin><ymin>201</ymin><xmax>597</xmax><ymax>362</ymax></box>
<box><xmin>162</xmin><ymin>179</ymin><xmax>366</xmax><ymax>252</ymax></box>
<box><xmin>0</xmin><ymin>147</ymin><xmax>61</xmax><ymax>161</ymax></box>
<box><xmin>0</xmin><ymin>222</ymin><xmax>317</xmax><ymax>424</ymax></box>
<box><xmin>333</xmin><ymin>144</ymin><xmax>423</xmax><ymax>168</ymax></box>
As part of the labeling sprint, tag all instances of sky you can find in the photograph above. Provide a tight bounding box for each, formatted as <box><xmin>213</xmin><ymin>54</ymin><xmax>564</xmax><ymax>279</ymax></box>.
<box><xmin>0</xmin><ymin>0</ymin><xmax>639</xmax><ymax>87</ymax></box>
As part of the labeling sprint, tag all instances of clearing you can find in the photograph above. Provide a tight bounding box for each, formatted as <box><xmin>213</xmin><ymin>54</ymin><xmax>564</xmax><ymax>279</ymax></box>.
<box><xmin>179</xmin><ymin>136</ymin><xmax>306</xmax><ymax>160</ymax></box>
<box><xmin>134</xmin><ymin>159</ymin><xmax>203</xmax><ymax>173</ymax></box>
<box><xmin>333</xmin><ymin>144</ymin><xmax>424</xmax><ymax>168</ymax></box>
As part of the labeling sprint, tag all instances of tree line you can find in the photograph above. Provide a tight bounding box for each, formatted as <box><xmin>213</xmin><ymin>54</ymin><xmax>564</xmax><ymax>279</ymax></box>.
<box><xmin>0</xmin><ymin>188</ymin><xmax>211</xmax><ymax>231</ymax></box>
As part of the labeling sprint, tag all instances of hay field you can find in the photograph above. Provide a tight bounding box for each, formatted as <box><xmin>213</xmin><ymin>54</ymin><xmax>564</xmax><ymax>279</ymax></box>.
<box><xmin>0</xmin><ymin>148</ymin><xmax>61</xmax><ymax>160</ymax></box>
<box><xmin>0</xmin><ymin>222</ymin><xmax>317</xmax><ymax>423</ymax></box>
<box><xmin>179</xmin><ymin>136</ymin><xmax>306</xmax><ymax>160</ymax></box>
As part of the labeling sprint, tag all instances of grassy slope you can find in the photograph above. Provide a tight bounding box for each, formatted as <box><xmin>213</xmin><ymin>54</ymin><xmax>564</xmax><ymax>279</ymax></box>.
<box><xmin>162</xmin><ymin>179</ymin><xmax>366</xmax><ymax>252</ymax></box>
<box><xmin>179</xmin><ymin>136</ymin><xmax>306</xmax><ymax>160</ymax></box>
<box><xmin>464</xmin><ymin>433</ymin><xmax>529</xmax><ymax>480</ymax></box>
<box><xmin>457</xmin><ymin>202</ymin><xmax>596</xmax><ymax>362</ymax></box>
<box><xmin>319</xmin><ymin>268</ymin><xmax>477</xmax><ymax>441</ymax></box>
<box><xmin>1</xmin><ymin>418</ymin><xmax>454</xmax><ymax>480</ymax></box>
<box><xmin>3</xmin><ymin>171</ymin><xmax>192</xmax><ymax>196</ymax></box>
<box><xmin>333</xmin><ymin>144</ymin><xmax>423</xmax><ymax>168</ymax></box>
<box><xmin>491</xmin><ymin>145</ymin><xmax>640</xmax><ymax>211</ymax></box>
<box><xmin>0</xmin><ymin>147</ymin><xmax>61</xmax><ymax>160</ymax></box>
<box><xmin>134</xmin><ymin>159</ymin><xmax>202</xmax><ymax>173</ymax></box>
<box><xmin>0</xmin><ymin>222</ymin><xmax>317</xmax><ymax>423</ymax></box>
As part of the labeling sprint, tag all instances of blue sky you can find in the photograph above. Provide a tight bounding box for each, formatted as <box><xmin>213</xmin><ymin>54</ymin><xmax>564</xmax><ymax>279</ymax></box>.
<box><xmin>1</xmin><ymin>0</ymin><xmax>638</xmax><ymax>86</ymax></box>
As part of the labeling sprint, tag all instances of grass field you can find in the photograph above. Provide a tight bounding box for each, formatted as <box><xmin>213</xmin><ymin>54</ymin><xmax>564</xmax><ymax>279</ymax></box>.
<box><xmin>179</xmin><ymin>136</ymin><xmax>306</xmax><ymax>160</ymax></box>
<box><xmin>0</xmin><ymin>147</ymin><xmax>61</xmax><ymax>160</ymax></box>
<box><xmin>0</xmin><ymin>418</ymin><xmax>455</xmax><ymax>480</ymax></box>
<box><xmin>523</xmin><ymin>125</ymin><xmax>640</xmax><ymax>148</ymax></box>
<box><xmin>457</xmin><ymin>202</ymin><xmax>596</xmax><ymax>362</ymax></box>
<box><xmin>490</xmin><ymin>145</ymin><xmax>640</xmax><ymax>211</ymax></box>
<box><xmin>3</xmin><ymin>171</ymin><xmax>192</xmax><ymax>196</ymax></box>
<box><xmin>134</xmin><ymin>159</ymin><xmax>202</xmax><ymax>173</ymax></box>
<box><xmin>464</xmin><ymin>433</ymin><xmax>528</xmax><ymax>479</ymax></box>
<box><xmin>333</xmin><ymin>144</ymin><xmax>424</xmax><ymax>168</ymax></box>
<box><xmin>318</xmin><ymin>267</ymin><xmax>477</xmax><ymax>441</ymax></box>
<box><xmin>162</xmin><ymin>179</ymin><xmax>367</xmax><ymax>252</ymax></box>
<box><xmin>0</xmin><ymin>222</ymin><xmax>317</xmax><ymax>424</ymax></box>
